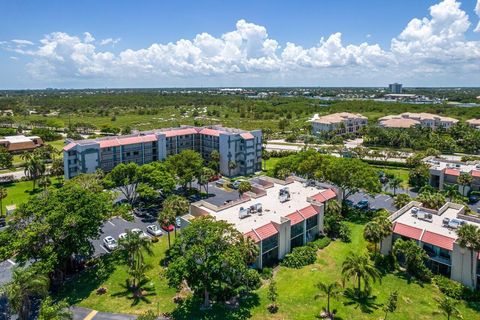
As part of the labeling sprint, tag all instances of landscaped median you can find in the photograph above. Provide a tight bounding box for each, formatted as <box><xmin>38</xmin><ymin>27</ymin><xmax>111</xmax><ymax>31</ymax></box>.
<box><xmin>55</xmin><ymin>222</ymin><xmax>480</xmax><ymax>319</ymax></box>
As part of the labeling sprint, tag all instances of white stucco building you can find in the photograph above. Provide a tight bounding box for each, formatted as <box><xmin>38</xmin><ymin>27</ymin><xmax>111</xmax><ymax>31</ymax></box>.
<box><xmin>311</xmin><ymin>112</ymin><xmax>368</xmax><ymax>135</ymax></box>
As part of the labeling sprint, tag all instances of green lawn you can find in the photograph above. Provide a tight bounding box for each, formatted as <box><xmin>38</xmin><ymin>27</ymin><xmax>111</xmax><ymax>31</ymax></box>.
<box><xmin>57</xmin><ymin>222</ymin><xmax>480</xmax><ymax>319</ymax></box>
<box><xmin>372</xmin><ymin>165</ymin><xmax>411</xmax><ymax>189</ymax></box>
<box><xmin>45</xmin><ymin>139</ymin><xmax>66</xmax><ymax>151</ymax></box>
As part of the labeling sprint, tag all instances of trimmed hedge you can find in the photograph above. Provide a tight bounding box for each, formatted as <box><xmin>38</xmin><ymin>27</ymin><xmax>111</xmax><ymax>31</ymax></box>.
<box><xmin>307</xmin><ymin>236</ymin><xmax>332</xmax><ymax>250</ymax></box>
<box><xmin>281</xmin><ymin>246</ymin><xmax>317</xmax><ymax>268</ymax></box>
<box><xmin>362</xmin><ymin>159</ymin><xmax>412</xmax><ymax>168</ymax></box>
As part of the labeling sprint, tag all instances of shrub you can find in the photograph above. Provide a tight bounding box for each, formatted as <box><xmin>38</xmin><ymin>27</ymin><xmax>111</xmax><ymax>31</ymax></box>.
<box><xmin>433</xmin><ymin>275</ymin><xmax>468</xmax><ymax>300</ymax></box>
<box><xmin>307</xmin><ymin>236</ymin><xmax>332</xmax><ymax>250</ymax></box>
<box><xmin>31</xmin><ymin>128</ymin><xmax>62</xmax><ymax>141</ymax></box>
<box><xmin>260</xmin><ymin>267</ymin><xmax>273</xmax><ymax>280</ymax></box>
<box><xmin>338</xmin><ymin>222</ymin><xmax>351</xmax><ymax>242</ymax></box>
<box><xmin>281</xmin><ymin>246</ymin><xmax>317</xmax><ymax>268</ymax></box>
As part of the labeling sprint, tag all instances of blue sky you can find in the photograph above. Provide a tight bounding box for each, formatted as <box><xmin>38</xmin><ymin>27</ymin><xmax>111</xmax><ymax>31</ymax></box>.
<box><xmin>1</xmin><ymin>0</ymin><xmax>480</xmax><ymax>88</ymax></box>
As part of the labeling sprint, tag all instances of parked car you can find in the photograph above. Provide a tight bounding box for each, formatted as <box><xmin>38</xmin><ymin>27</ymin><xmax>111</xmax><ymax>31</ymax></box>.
<box><xmin>103</xmin><ymin>236</ymin><xmax>118</xmax><ymax>251</ymax></box>
<box><xmin>161</xmin><ymin>224</ymin><xmax>175</xmax><ymax>232</ymax></box>
<box><xmin>118</xmin><ymin>232</ymin><xmax>127</xmax><ymax>241</ymax></box>
<box><xmin>343</xmin><ymin>199</ymin><xmax>354</xmax><ymax>207</ymax></box>
<box><xmin>131</xmin><ymin>228</ymin><xmax>149</xmax><ymax>239</ymax></box>
<box><xmin>231</xmin><ymin>180</ymin><xmax>242</xmax><ymax>189</ymax></box>
<box><xmin>355</xmin><ymin>200</ymin><xmax>370</xmax><ymax>210</ymax></box>
<box><xmin>175</xmin><ymin>216</ymin><xmax>181</xmax><ymax>228</ymax></box>
<box><xmin>146</xmin><ymin>225</ymin><xmax>163</xmax><ymax>236</ymax></box>
<box><xmin>468</xmin><ymin>195</ymin><xmax>479</xmax><ymax>204</ymax></box>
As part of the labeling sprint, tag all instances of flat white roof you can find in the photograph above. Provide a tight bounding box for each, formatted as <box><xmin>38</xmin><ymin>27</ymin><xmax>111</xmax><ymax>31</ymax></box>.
<box><xmin>424</xmin><ymin>157</ymin><xmax>479</xmax><ymax>173</ymax></box>
<box><xmin>197</xmin><ymin>180</ymin><xmax>324</xmax><ymax>233</ymax></box>
<box><xmin>1</xmin><ymin>135</ymin><xmax>37</xmax><ymax>143</ymax></box>
<box><xmin>392</xmin><ymin>202</ymin><xmax>478</xmax><ymax>240</ymax></box>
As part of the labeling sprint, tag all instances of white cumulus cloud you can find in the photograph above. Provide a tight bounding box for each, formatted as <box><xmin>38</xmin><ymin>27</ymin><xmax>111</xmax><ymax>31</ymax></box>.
<box><xmin>475</xmin><ymin>0</ymin><xmax>480</xmax><ymax>32</ymax></box>
<box><xmin>2</xmin><ymin>0</ymin><xmax>480</xmax><ymax>86</ymax></box>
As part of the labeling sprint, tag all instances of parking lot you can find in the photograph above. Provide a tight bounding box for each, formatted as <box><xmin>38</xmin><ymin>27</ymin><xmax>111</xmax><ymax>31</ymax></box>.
<box><xmin>349</xmin><ymin>191</ymin><xmax>397</xmax><ymax>213</ymax></box>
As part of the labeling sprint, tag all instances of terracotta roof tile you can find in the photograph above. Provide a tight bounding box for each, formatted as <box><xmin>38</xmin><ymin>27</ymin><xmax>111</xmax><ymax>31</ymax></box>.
<box><xmin>444</xmin><ymin>168</ymin><xmax>460</xmax><ymax>177</ymax></box>
<box><xmin>311</xmin><ymin>189</ymin><xmax>337</xmax><ymax>203</ymax></box>
<box><xmin>393</xmin><ymin>222</ymin><xmax>423</xmax><ymax>240</ymax></box>
<box><xmin>255</xmin><ymin>223</ymin><xmax>278</xmax><ymax>240</ymax></box>
<box><xmin>240</xmin><ymin>132</ymin><xmax>254</xmax><ymax>139</ymax></box>
<box><xmin>199</xmin><ymin>128</ymin><xmax>224</xmax><ymax>137</ymax></box>
<box><xmin>421</xmin><ymin>231</ymin><xmax>455</xmax><ymax>251</ymax></box>
<box><xmin>285</xmin><ymin>211</ymin><xmax>304</xmax><ymax>225</ymax></box>
<box><xmin>63</xmin><ymin>142</ymin><xmax>76</xmax><ymax>151</ymax></box>
<box><xmin>299</xmin><ymin>205</ymin><xmax>318</xmax><ymax>219</ymax></box>
<box><xmin>471</xmin><ymin>170</ymin><xmax>480</xmax><ymax>178</ymax></box>
<box><xmin>164</xmin><ymin>128</ymin><xmax>198</xmax><ymax>137</ymax></box>
<box><xmin>244</xmin><ymin>231</ymin><xmax>260</xmax><ymax>243</ymax></box>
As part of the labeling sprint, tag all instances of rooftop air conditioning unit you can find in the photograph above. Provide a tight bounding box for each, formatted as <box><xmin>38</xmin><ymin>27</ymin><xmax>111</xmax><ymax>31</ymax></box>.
<box><xmin>239</xmin><ymin>207</ymin><xmax>249</xmax><ymax>219</ymax></box>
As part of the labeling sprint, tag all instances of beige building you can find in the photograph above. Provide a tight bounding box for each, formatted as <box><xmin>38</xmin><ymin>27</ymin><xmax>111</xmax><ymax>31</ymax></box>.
<box><xmin>0</xmin><ymin>135</ymin><xmax>44</xmax><ymax>153</ymax></box>
<box><xmin>311</xmin><ymin>112</ymin><xmax>368</xmax><ymax>135</ymax></box>
<box><xmin>180</xmin><ymin>176</ymin><xmax>339</xmax><ymax>269</ymax></box>
<box><xmin>380</xmin><ymin>201</ymin><xmax>480</xmax><ymax>289</ymax></box>
<box><xmin>466</xmin><ymin>119</ymin><xmax>480</xmax><ymax>129</ymax></box>
<box><xmin>378</xmin><ymin>113</ymin><xmax>458</xmax><ymax>129</ymax></box>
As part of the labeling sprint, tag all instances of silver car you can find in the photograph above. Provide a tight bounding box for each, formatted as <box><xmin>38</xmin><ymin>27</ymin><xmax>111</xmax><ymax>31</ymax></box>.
<box><xmin>103</xmin><ymin>236</ymin><xmax>118</xmax><ymax>251</ymax></box>
<box><xmin>146</xmin><ymin>225</ymin><xmax>163</xmax><ymax>237</ymax></box>
<box><xmin>131</xmin><ymin>228</ymin><xmax>149</xmax><ymax>239</ymax></box>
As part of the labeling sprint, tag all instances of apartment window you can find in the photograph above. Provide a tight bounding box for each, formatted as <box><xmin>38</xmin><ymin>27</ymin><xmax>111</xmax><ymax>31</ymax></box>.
<box><xmin>306</xmin><ymin>215</ymin><xmax>318</xmax><ymax>230</ymax></box>
<box><xmin>291</xmin><ymin>223</ymin><xmax>304</xmax><ymax>238</ymax></box>
<box><xmin>262</xmin><ymin>247</ymin><xmax>279</xmax><ymax>268</ymax></box>
<box><xmin>262</xmin><ymin>234</ymin><xmax>278</xmax><ymax>253</ymax></box>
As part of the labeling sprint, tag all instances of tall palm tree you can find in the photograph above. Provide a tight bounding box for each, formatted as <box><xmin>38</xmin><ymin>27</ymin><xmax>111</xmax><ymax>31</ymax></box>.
<box><xmin>443</xmin><ymin>184</ymin><xmax>459</xmax><ymax>202</ymax></box>
<box><xmin>388</xmin><ymin>177</ymin><xmax>402</xmax><ymax>196</ymax></box>
<box><xmin>458</xmin><ymin>172</ymin><xmax>473</xmax><ymax>196</ymax></box>
<box><xmin>363</xmin><ymin>221</ymin><xmax>382</xmax><ymax>255</ymax></box>
<box><xmin>228</xmin><ymin>161</ymin><xmax>237</xmax><ymax>177</ymax></box>
<box><xmin>0</xmin><ymin>187</ymin><xmax>7</xmax><ymax>216</ymax></box>
<box><xmin>314</xmin><ymin>281</ymin><xmax>341</xmax><ymax>317</ymax></box>
<box><xmin>23</xmin><ymin>156</ymin><xmax>45</xmax><ymax>191</ymax></box>
<box><xmin>158</xmin><ymin>208</ymin><xmax>176</xmax><ymax>249</ymax></box>
<box><xmin>198</xmin><ymin>167</ymin><xmax>215</xmax><ymax>194</ymax></box>
<box><xmin>119</xmin><ymin>230</ymin><xmax>153</xmax><ymax>289</ymax></box>
<box><xmin>209</xmin><ymin>150</ymin><xmax>220</xmax><ymax>175</ymax></box>
<box><xmin>456</xmin><ymin>224</ymin><xmax>480</xmax><ymax>288</ymax></box>
<box><xmin>341</xmin><ymin>253</ymin><xmax>380</xmax><ymax>296</ymax></box>
<box><xmin>3</xmin><ymin>266</ymin><xmax>49</xmax><ymax>320</ymax></box>
<box><xmin>436</xmin><ymin>296</ymin><xmax>461</xmax><ymax>320</ymax></box>
<box><xmin>163</xmin><ymin>195</ymin><xmax>189</xmax><ymax>237</ymax></box>
<box><xmin>241</xmin><ymin>236</ymin><xmax>259</xmax><ymax>265</ymax></box>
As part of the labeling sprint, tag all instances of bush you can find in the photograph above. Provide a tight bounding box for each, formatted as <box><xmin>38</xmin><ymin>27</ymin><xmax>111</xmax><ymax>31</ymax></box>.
<box><xmin>0</xmin><ymin>128</ymin><xmax>16</xmax><ymax>136</ymax></box>
<box><xmin>30</xmin><ymin>128</ymin><xmax>62</xmax><ymax>141</ymax></box>
<box><xmin>260</xmin><ymin>267</ymin><xmax>273</xmax><ymax>280</ymax></box>
<box><xmin>307</xmin><ymin>236</ymin><xmax>332</xmax><ymax>250</ymax></box>
<box><xmin>281</xmin><ymin>246</ymin><xmax>317</xmax><ymax>268</ymax></box>
<box><xmin>433</xmin><ymin>275</ymin><xmax>470</xmax><ymax>300</ymax></box>
<box><xmin>338</xmin><ymin>222</ymin><xmax>351</xmax><ymax>242</ymax></box>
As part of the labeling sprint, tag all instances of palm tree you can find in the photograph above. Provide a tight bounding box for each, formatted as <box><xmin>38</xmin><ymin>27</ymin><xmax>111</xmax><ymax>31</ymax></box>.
<box><xmin>315</xmin><ymin>281</ymin><xmax>341</xmax><ymax>317</ymax></box>
<box><xmin>0</xmin><ymin>187</ymin><xmax>7</xmax><ymax>216</ymax></box>
<box><xmin>198</xmin><ymin>167</ymin><xmax>215</xmax><ymax>194</ymax></box>
<box><xmin>158</xmin><ymin>208</ymin><xmax>176</xmax><ymax>249</ymax></box>
<box><xmin>457</xmin><ymin>224</ymin><xmax>480</xmax><ymax>288</ymax></box>
<box><xmin>38</xmin><ymin>176</ymin><xmax>51</xmax><ymax>191</ymax></box>
<box><xmin>163</xmin><ymin>195</ymin><xmax>189</xmax><ymax>237</ymax></box>
<box><xmin>436</xmin><ymin>296</ymin><xmax>461</xmax><ymax>320</ymax></box>
<box><xmin>241</xmin><ymin>236</ymin><xmax>259</xmax><ymax>265</ymax></box>
<box><xmin>209</xmin><ymin>150</ymin><xmax>220</xmax><ymax>175</ymax></box>
<box><xmin>341</xmin><ymin>253</ymin><xmax>380</xmax><ymax>296</ymax></box>
<box><xmin>23</xmin><ymin>155</ymin><xmax>45</xmax><ymax>191</ymax></box>
<box><xmin>458</xmin><ymin>172</ymin><xmax>473</xmax><ymax>196</ymax></box>
<box><xmin>388</xmin><ymin>177</ymin><xmax>402</xmax><ymax>196</ymax></box>
<box><xmin>363</xmin><ymin>221</ymin><xmax>382</xmax><ymax>255</ymax></box>
<box><xmin>238</xmin><ymin>181</ymin><xmax>252</xmax><ymax>198</ymax></box>
<box><xmin>393</xmin><ymin>194</ymin><xmax>411</xmax><ymax>209</ymax></box>
<box><xmin>443</xmin><ymin>184</ymin><xmax>459</xmax><ymax>202</ymax></box>
<box><xmin>119</xmin><ymin>230</ymin><xmax>153</xmax><ymax>290</ymax></box>
<box><xmin>228</xmin><ymin>161</ymin><xmax>237</xmax><ymax>176</ymax></box>
<box><xmin>3</xmin><ymin>266</ymin><xmax>49</xmax><ymax>320</ymax></box>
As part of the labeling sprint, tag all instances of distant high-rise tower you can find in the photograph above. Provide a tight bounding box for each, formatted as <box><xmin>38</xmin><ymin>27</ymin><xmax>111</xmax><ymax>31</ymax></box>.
<box><xmin>388</xmin><ymin>83</ymin><xmax>403</xmax><ymax>94</ymax></box>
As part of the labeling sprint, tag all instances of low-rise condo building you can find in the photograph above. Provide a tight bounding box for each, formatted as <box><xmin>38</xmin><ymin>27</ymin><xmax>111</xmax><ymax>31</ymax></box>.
<box><xmin>0</xmin><ymin>135</ymin><xmax>44</xmax><ymax>153</ymax></box>
<box><xmin>466</xmin><ymin>119</ymin><xmax>480</xmax><ymax>129</ymax></box>
<box><xmin>378</xmin><ymin>113</ymin><xmax>458</xmax><ymax>129</ymax></box>
<box><xmin>380</xmin><ymin>201</ymin><xmax>480</xmax><ymax>289</ymax></box>
<box><xmin>311</xmin><ymin>112</ymin><xmax>368</xmax><ymax>135</ymax></box>
<box><xmin>180</xmin><ymin>176</ymin><xmax>339</xmax><ymax>269</ymax></box>
<box><xmin>63</xmin><ymin>125</ymin><xmax>262</xmax><ymax>179</ymax></box>
<box><xmin>423</xmin><ymin>156</ymin><xmax>480</xmax><ymax>195</ymax></box>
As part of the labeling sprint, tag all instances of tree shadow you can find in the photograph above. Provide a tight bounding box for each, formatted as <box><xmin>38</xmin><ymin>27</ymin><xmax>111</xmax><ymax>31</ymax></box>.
<box><xmin>54</xmin><ymin>252</ymin><xmax>121</xmax><ymax>305</ymax></box>
<box><xmin>170</xmin><ymin>293</ymin><xmax>260</xmax><ymax>320</ymax></box>
<box><xmin>342</xmin><ymin>288</ymin><xmax>381</xmax><ymax>314</ymax></box>
<box><xmin>394</xmin><ymin>270</ymin><xmax>427</xmax><ymax>287</ymax></box>
<box><xmin>111</xmin><ymin>278</ymin><xmax>156</xmax><ymax>306</ymax></box>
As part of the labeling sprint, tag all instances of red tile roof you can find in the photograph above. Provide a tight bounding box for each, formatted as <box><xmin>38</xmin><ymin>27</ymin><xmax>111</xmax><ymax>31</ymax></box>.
<box><xmin>471</xmin><ymin>170</ymin><xmax>480</xmax><ymax>178</ymax></box>
<box><xmin>255</xmin><ymin>223</ymin><xmax>278</xmax><ymax>240</ymax></box>
<box><xmin>299</xmin><ymin>205</ymin><xmax>318</xmax><ymax>219</ymax></box>
<box><xmin>244</xmin><ymin>231</ymin><xmax>260</xmax><ymax>243</ymax></box>
<box><xmin>421</xmin><ymin>231</ymin><xmax>455</xmax><ymax>251</ymax></box>
<box><xmin>444</xmin><ymin>168</ymin><xmax>460</xmax><ymax>177</ymax></box>
<box><xmin>393</xmin><ymin>222</ymin><xmax>423</xmax><ymax>240</ymax></box>
<box><xmin>99</xmin><ymin>139</ymin><xmax>120</xmax><ymax>148</ymax></box>
<box><xmin>164</xmin><ymin>128</ymin><xmax>198</xmax><ymax>137</ymax></box>
<box><xmin>240</xmin><ymin>132</ymin><xmax>254</xmax><ymax>139</ymax></box>
<box><xmin>141</xmin><ymin>134</ymin><xmax>158</xmax><ymax>142</ymax></box>
<box><xmin>118</xmin><ymin>136</ymin><xmax>144</xmax><ymax>145</ymax></box>
<box><xmin>199</xmin><ymin>128</ymin><xmax>224</xmax><ymax>137</ymax></box>
<box><xmin>285</xmin><ymin>211</ymin><xmax>304</xmax><ymax>225</ymax></box>
<box><xmin>63</xmin><ymin>142</ymin><xmax>76</xmax><ymax>151</ymax></box>
<box><xmin>311</xmin><ymin>189</ymin><xmax>337</xmax><ymax>202</ymax></box>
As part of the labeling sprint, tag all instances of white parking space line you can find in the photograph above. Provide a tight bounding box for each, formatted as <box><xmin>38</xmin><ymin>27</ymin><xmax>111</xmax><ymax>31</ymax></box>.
<box><xmin>100</xmin><ymin>245</ymin><xmax>109</xmax><ymax>253</ymax></box>
<box><xmin>107</xmin><ymin>220</ymin><xmax>115</xmax><ymax>227</ymax></box>
<box><xmin>7</xmin><ymin>259</ymin><xmax>16</xmax><ymax>266</ymax></box>
<box><xmin>375</xmin><ymin>195</ymin><xmax>382</xmax><ymax>199</ymax></box>
<box><xmin>384</xmin><ymin>198</ymin><xmax>392</xmax><ymax>202</ymax></box>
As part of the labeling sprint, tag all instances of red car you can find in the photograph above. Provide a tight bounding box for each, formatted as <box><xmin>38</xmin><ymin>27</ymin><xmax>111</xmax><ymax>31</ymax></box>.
<box><xmin>161</xmin><ymin>224</ymin><xmax>175</xmax><ymax>232</ymax></box>
<box><xmin>209</xmin><ymin>175</ymin><xmax>221</xmax><ymax>182</ymax></box>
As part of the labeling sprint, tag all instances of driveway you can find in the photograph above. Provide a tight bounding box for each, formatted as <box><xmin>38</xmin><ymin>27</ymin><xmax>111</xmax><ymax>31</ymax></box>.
<box><xmin>349</xmin><ymin>192</ymin><xmax>397</xmax><ymax>213</ymax></box>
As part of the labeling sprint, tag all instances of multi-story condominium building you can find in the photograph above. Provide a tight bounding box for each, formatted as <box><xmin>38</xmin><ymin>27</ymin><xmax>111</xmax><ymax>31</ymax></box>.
<box><xmin>380</xmin><ymin>201</ymin><xmax>480</xmax><ymax>289</ymax></box>
<box><xmin>0</xmin><ymin>135</ymin><xmax>43</xmax><ymax>153</ymax></box>
<box><xmin>311</xmin><ymin>112</ymin><xmax>368</xmax><ymax>135</ymax></box>
<box><xmin>466</xmin><ymin>119</ymin><xmax>480</xmax><ymax>129</ymax></box>
<box><xmin>378</xmin><ymin>113</ymin><xmax>458</xmax><ymax>129</ymax></box>
<box><xmin>388</xmin><ymin>83</ymin><xmax>403</xmax><ymax>94</ymax></box>
<box><xmin>423</xmin><ymin>156</ymin><xmax>480</xmax><ymax>195</ymax></box>
<box><xmin>63</xmin><ymin>125</ymin><xmax>262</xmax><ymax>179</ymax></box>
<box><xmin>180</xmin><ymin>176</ymin><xmax>339</xmax><ymax>269</ymax></box>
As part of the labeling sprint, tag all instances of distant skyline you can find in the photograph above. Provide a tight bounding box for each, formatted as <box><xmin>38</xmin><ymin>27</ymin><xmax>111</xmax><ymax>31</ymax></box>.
<box><xmin>1</xmin><ymin>0</ymin><xmax>480</xmax><ymax>89</ymax></box>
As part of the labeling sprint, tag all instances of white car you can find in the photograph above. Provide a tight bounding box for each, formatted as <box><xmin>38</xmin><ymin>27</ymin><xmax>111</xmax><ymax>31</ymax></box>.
<box><xmin>131</xmin><ymin>228</ymin><xmax>149</xmax><ymax>239</ymax></box>
<box><xmin>103</xmin><ymin>236</ymin><xmax>118</xmax><ymax>251</ymax></box>
<box><xmin>146</xmin><ymin>225</ymin><xmax>163</xmax><ymax>237</ymax></box>
<box><xmin>118</xmin><ymin>232</ymin><xmax>128</xmax><ymax>241</ymax></box>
